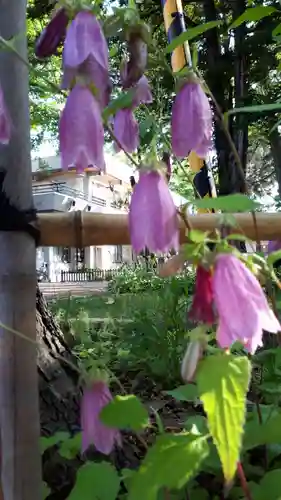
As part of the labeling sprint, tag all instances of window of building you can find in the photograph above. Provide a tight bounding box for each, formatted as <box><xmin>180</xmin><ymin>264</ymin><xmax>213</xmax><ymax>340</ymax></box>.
<box><xmin>113</xmin><ymin>245</ymin><xmax>123</xmax><ymax>263</ymax></box>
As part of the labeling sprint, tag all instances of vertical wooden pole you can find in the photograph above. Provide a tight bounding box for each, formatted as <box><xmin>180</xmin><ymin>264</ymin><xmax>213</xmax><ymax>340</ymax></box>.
<box><xmin>161</xmin><ymin>0</ymin><xmax>217</xmax><ymax>212</ymax></box>
<box><xmin>0</xmin><ymin>1</ymin><xmax>41</xmax><ymax>499</ymax></box>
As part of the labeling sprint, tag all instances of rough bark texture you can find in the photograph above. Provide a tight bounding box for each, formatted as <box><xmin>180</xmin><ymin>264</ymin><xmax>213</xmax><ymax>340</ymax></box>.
<box><xmin>36</xmin><ymin>285</ymin><xmax>81</xmax><ymax>498</ymax></box>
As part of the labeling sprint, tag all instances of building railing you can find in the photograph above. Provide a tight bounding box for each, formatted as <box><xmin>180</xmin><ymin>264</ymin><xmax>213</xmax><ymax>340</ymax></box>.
<box><xmin>32</xmin><ymin>182</ymin><xmax>106</xmax><ymax>207</ymax></box>
<box><xmin>61</xmin><ymin>269</ymin><xmax>119</xmax><ymax>282</ymax></box>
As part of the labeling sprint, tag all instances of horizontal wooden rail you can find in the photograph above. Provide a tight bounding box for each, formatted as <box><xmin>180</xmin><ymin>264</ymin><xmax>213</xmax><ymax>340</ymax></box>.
<box><xmin>36</xmin><ymin>211</ymin><xmax>281</xmax><ymax>247</ymax></box>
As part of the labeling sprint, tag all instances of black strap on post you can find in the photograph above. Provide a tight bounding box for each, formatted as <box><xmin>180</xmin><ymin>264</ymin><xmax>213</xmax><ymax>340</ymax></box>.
<box><xmin>0</xmin><ymin>170</ymin><xmax>40</xmax><ymax>245</ymax></box>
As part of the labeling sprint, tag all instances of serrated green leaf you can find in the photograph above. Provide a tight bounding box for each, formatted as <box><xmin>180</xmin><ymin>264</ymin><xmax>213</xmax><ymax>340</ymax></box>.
<box><xmin>197</xmin><ymin>354</ymin><xmax>251</xmax><ymax>484</ymax></box>
<box><xmin>59</xmin><ymin>433</ymin><xmax>81</xmax><ymax>459</ymax></box>
<box><xmin>128</xmin><ymin>433</ymin><xmax>209</xmax><ymax>500</ymax></box>
<box><xmin>68</xmin><ymin>462</ymin><xmax>120</xmax><ymax>500</ymax></box>
<box><xmin>100</xmin><ymin>394</ymin><xmax>149</xmax><ymax>431</ymax></box>
<box><xmin>40</xmin><ymin>431</ymin><xmax>70</xmax><ymax>453</ymax></box>
<box><xmin>229</xmin><ymin>6</ymin><xmax>276</xmax><ymax>30</ymax></box>
<box><xmin>193</xmin><ymin>194</ymin><xmax>260</xmax><ymax>212</ymax></box>
<box><xmin>165</xmin><ymin>384</ymin><xmax>198</xmax><ymax>402</ymax></box>
<box><xmin>165</xmin><ymin>21</ymin><xmax>221</xmax><ymax>54</ymax></box>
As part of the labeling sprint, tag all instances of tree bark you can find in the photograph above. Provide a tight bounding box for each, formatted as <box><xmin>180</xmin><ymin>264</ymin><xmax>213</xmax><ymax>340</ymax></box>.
<box><xmin>36</xmin><ymin>285</ymin><xmax>81</xmax><ymax>498</ymax></box>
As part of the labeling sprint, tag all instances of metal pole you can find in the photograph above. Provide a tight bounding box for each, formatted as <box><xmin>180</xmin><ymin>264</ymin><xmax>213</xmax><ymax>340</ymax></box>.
<box><xmin>161</xmin><ymin>0</ymin><xmax>217</xmax><ymax>211</ymax></box>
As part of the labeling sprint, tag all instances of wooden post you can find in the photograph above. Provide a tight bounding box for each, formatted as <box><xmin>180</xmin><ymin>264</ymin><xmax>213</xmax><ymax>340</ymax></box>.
<box><xmin>0</xmin><ymin>1</ymin><xmax>41</xmax><ymax>499</ymax></box>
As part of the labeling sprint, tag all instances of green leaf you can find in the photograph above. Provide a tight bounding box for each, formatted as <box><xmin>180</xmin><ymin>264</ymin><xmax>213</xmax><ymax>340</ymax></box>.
<box><xmin>128</xmin><ymin>433</ymin><xmax>209</xmax><ymax>500</ymax></box>
<box><xmin>40</xmin><ymin>431</ymin><xmax>70</xmax><ymax>453</ymax></box>
<box><xmin>244</xmin><ymin>414</ymin><xmax>281</xmax><ymax>450</ymax></box>
<box><xmin>68</xmin><ymin>462</ymin><xmax>120</xmax><ymax>500</ymax></box>
<box><xmin>184</xmin><ymin>415</ymin><xmax>208</xmax><ymax>435</ymax></box>
<box><xmin>103</xmin><ymin>91</ymin><xmax>134</xmax><ymax>121</ymax></box>
<box><xmin>59</xmin><ymin>433</ymin><xmax>81</xmax><ymax>459</ymax></box>
<box><xmin>100</xmin><ymin>394</ymin><xmax>149</xmax><ymax>431</ymax></box>
<box><xmin>193</xmin><ymin>194</ymin><xmax>260</xmax><ymax>212</ymax></box>
<box><xmin>165</xmin><ymin>21</ymin><xmax>221</xmax><ymax>54</ymax></box>
<box><xmin>267</xmin><ymin>250</ymin><xmax>281</xmax><ymax>268</ymax></box>
<box><xmin>165</xmin><ymin>384</ymin><xmax>199</xmax><ymax>402</ymax></box>
<box><xmin>197</xmin><ymin>354</ymin><xmax>251</xmax><ymax>484</ymax></box>
<box><xmin>255</xmin><ymin>470</ymin><xmax>281</xmax><ymax>500</ymax></box>
<box><xmin>272</xmin><ymin>22</ymin><xmax>281</xmax><ymax>37</ymax></box>
<box><xmin>229</xmin><ymin>6</ymin><xmax>277</xmax><ymax>30</ymax></box>
<box><xmin>226</xmin><ymin>102</ymin><xmax>281</xmax><ymax>116</ymax></box>
<box><xmin>188</xmin><ymin>229</ymin><xmax>208</xmax><ymax>243</ymax></box>
<box><xmin>225</xmin><ymin>233</ymin><xmax>251</xmax><ymax>242</ymax></box>
<box><xmin>42</xmin><ymin>482</ymin><xmax>51</xmax><ymax>500</ymax></box>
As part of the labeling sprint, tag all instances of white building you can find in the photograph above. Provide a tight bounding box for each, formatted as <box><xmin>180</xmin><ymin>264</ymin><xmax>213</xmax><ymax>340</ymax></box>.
<box><xmin>32</xmin><ymin>153</ymin><xmax>187</xmax><ymax>282</ymax></box>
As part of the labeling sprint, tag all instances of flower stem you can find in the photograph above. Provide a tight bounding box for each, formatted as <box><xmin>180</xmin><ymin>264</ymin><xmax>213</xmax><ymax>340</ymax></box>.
<box><xmin>237</xmin><ymin>462</ymin><xmax>253</xmax><ymax>500</ymax></box>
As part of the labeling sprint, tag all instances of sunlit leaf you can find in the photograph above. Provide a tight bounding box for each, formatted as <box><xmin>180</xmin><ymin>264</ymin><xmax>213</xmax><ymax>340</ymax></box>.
<box><xmin>100</xmin><ymin>394</ymin><xmax>149</xmax><ymax>431</ymax></box>
<box><xmin>193</xmin><ymin>194</ymin><xmax>260</xmax><ymax>212</ymax></box>
<box><xmin>68</xmin><ymin>462</ymin><xmax>120</xmax><ymax>500</ymax></box>
<box><xmin>188</xmin><ymin>229</ymin><xmax>209</xmax><ymax>243</ymax></box>
<box><xmin>229</xmin><ymin>6</ymin><xmax>277</xmax><ymax>30</ymax></box>
<box><xmin>197</xmin><ymin>354</ymin><xmax>251</xmax><ymax>484</ymax></box>
<box><xmin>128</xmin><ymin>433</ymin><xmax>209</xmax><ymax>500</ymax></box>
<box><xmin>165</xmin><ymin>21</ymin><xmax>222</xmax><ymax>54</ymax></box>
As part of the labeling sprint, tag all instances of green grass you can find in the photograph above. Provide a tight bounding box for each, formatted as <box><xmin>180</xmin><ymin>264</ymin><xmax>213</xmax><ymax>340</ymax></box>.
<box><xmin>49</xmin><ymin>291</ymin><xmax>162</xmax><ymax>320</ymax></box>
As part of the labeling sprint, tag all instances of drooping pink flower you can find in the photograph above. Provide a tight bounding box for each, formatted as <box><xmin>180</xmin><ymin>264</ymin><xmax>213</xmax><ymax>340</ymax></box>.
<box><xmin>64</xmin><ymin>11</ymin><xmax>108</xmax><ymax>70</ymax></box>
<box><xmin>132</xmin><ymin>75</ymin><xmax>153</xmax><ymax>108</ymax></box>
<box><xmin>213</xmin><ymin>253</ymin><xmax>281</xmax><ymax>354</ymax></box>
<box><xmin>81</xmin><ymin>381</ymin><xmax>121</xmax><ymax>455</ymax></box>
<box><xmin>59</xmin><ymin>84</ymin><xmax>104</xmax><ymax>171</ymax></box>
<box><xmin>0</xmin><ymin>84</ymin><xmax>11</xmax><ymax>145</ymax></box>
<box><xmin>113</xmin><ymin>109</ymin><xmax>139</xmax><ymax>153</ymax></box>
<box><xmin>129</xmin><ymin>169</ymin><xmax>179</xmax><ymax>253</ymax></box>
<box><xmin>189</xmin><ymin>265</ymin><xmax>215</xmax><ymax>324</ymax></box>
<box><xmin>35</xmin><ymin>7</ymin><xmax>68</xmax><ymax>59</ymax></box>
<box><xmin>171</xmin><ymin>80</ymin><xmax>212</xmax><ymax>159</ymax></box>
<box><xmin>113</xmin><ymin>72</ymin><xmax>152</xmax><ymax>153</ymax></box>
<box><xmin>61</xmin><ymin>57</ymin><xmax>112</xmax><ymax>108</ymax></box>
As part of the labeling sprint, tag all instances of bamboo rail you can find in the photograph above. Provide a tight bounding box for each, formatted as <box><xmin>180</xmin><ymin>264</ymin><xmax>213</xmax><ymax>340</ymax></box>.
<box><xmin>37</xmin><ymin>211</ymin><xmax>280</xmax><ymax>247</ymax></box>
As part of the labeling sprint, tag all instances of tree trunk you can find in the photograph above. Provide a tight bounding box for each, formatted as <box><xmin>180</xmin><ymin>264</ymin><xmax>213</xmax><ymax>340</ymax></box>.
<box><xmin>36</xmin><ymin>285</ymin><xmax>81</xmax><ymax>498</ymax></box>
<box><xmin>203</xmin><ymin>0</ymin><xmax>249</xmax><ymax>197</ymax></box>
<box><xmin>269</xmin><ymin>126</ymin><xmax>281</xmax><ymax>198</ymax></box>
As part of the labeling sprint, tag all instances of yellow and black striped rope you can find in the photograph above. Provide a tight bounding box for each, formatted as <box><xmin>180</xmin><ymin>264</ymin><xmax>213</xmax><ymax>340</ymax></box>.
<box><xmin>161</xmin><ymin>0</ymin><xmax>217</xmax><ymax>212</ymax></box>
